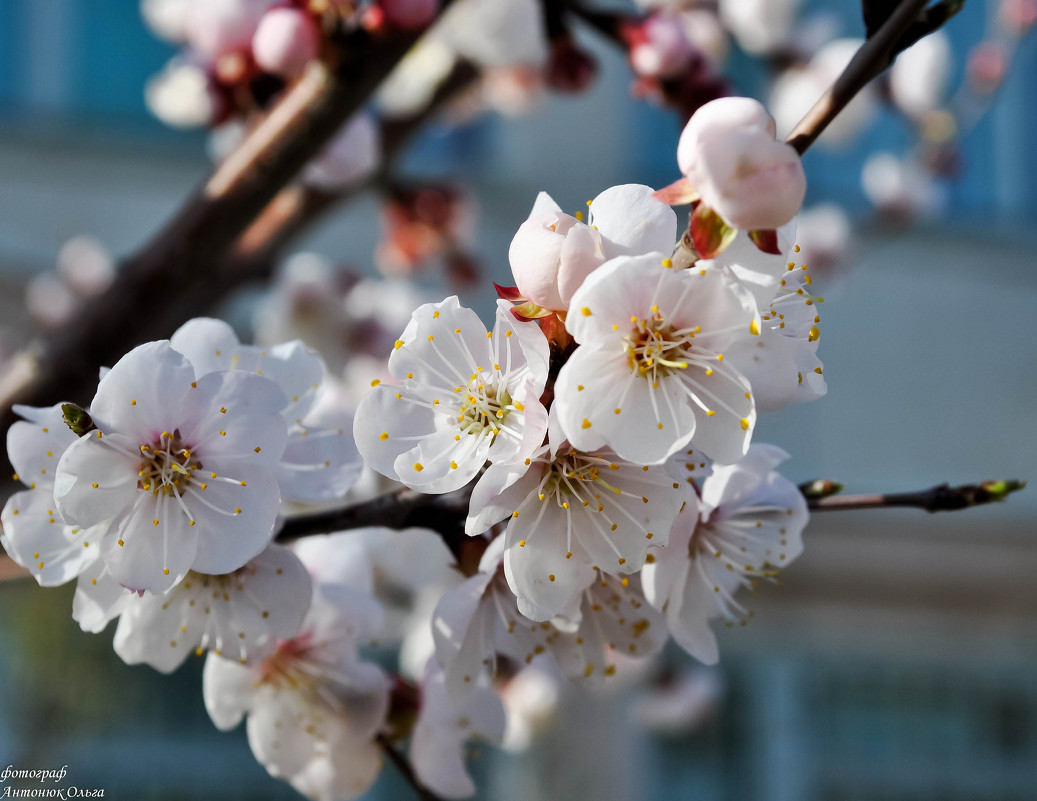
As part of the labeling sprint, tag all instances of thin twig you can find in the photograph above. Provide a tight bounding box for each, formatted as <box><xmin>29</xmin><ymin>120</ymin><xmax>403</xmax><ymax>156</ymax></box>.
<box><xmin>807</xmin><ymin>480</ymin><xmax>1025</xmax><ymax>512</ymax></box>
<box><xmin>785</xmin><ymin>0</ymin><xmax>931</xmax><ymax>154</ymax></box>
<box><xmin>376</xmin><ymin>733</ymin><xmax>446</xmax><ymax>801</ymax></box>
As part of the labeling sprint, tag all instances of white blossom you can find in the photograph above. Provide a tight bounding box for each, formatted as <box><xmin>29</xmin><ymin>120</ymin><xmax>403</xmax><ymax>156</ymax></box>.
<box><xmin>52</xmin><ymin>341</ymin><xmax>288</xmax><ymax>593</ymax></box>
<box><xmin>555</xmin><ymin>253</ymin><xmax>759</xmax><ymax>465</ymax></box>
<box><xmin>74</xmin><ymin>543</ymin><xmax>311</xmax><ymax>672</ymax></box>
<box><xmin>354</xmin><ymin>297</ymin><xmax>549</xmax><ymax>494</ymax></box>
<box><xmin>642</xmin><ymin>444</ymin><xmax>808</xmax><ymax>663</ymax></box>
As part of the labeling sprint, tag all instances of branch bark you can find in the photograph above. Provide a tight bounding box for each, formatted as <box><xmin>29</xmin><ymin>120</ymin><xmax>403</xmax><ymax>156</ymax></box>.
<box><xmin>807</xmin><ymin>480</ymin><xmax>1026</xmax><ymax>512</ymax></box>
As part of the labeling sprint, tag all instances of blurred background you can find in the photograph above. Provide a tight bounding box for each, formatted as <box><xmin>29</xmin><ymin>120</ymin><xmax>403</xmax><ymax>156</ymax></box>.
<box><xmin>0</xmin><ymin>0</ymin><xmax>1035</xmax><ymax>799</ymax></box>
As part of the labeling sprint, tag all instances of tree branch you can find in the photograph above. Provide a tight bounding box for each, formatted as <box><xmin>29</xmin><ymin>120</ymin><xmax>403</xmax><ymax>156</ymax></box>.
<box><xmin>806</xmin><ymin>480</ymin><xmax>1026</xmax><ymax>512</ymax></box>
<box><xmin>785</xmin><ymin>0</ymin><xmax>932</xmax><ymax>154</ymax></box>
<box><xmin>0</xmin><ymin>5</ymin><xmax>458</xmax><ymax>437</ymax></box>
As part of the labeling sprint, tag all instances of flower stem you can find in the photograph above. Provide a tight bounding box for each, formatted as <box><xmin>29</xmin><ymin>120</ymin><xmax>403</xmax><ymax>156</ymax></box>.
<box><xmin>375</xmin><ymin>733</ymin><xmax>447</xmax><ymax>801</ymax></box>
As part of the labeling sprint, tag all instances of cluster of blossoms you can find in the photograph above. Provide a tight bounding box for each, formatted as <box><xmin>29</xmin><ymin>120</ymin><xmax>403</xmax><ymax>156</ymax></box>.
<box><xmin>354</xmin><ymin>97</ymin><xmax>820</xmax><ymax>704</ymax></box>
<box><xmin>4</xmin><ymin>96</ymin><xmax>821</xmax><ymax>800</ymax></box>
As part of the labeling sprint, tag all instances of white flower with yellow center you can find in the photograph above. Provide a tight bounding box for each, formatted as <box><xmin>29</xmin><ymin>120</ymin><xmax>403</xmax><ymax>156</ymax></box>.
<box><xmin>555</xmin><ymin>252</ymin><xmax>760</xmax><ymax>466</ymax></box>
<box><xmin>467</xmin><ymin>430</ymin><xmax>685</xmax><ymax>622</ymax></box>
<box><xmin>642</xmin><ymin>444</ymin><xmax>808</xmax><ymax>663</ymax></box>
<box><xmin>52</xmin><ymin>341</ymin><xmax>288</xmax><ymax>594</ymax></box>
<box><xmin>73</xmin><ymin>542</ymin><xmax>311</xmax><ymax>672</ymax></box>
<box><xmin>353</xmin><ymin>297</ymin><xmax>549</xmax><ymax>493</ymax></box>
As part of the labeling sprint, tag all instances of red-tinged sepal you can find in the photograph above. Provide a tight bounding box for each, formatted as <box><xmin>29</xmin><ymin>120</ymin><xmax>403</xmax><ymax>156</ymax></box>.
<box><xmin>493</xmin><ymin>283</ymin><xmax>525</xmax><ymax>302</ymax></box>
<box><xmin>652</xmin><ymin>177</ymin><xmax>699</xmax><ymax>206</ymax></box>
<box><xmin>537</xmin><ymin>311</ymin><xmax>572</xmax><ymax>350</ymax></box>
<box><xmin>748</xmin><ymin>228</ymin><xmax>781</xmax><ymax>255</ymax></box>
<box><xmin>511</xmin><ymin>301</ymin><xmax>554</xmax><ymax>321</ymax></box>
<box><xmin>690</xmin><ymin>204</ymin><xmax>737</xmax><ymax>259</ymax></box>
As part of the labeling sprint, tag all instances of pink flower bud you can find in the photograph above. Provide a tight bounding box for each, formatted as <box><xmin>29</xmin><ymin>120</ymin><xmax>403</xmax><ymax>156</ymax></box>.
<box><xmin>187</xmin><ymin>0</ymin><xmax>271</xmax><ymax>61</ymax></box>
<box><xmin>380</xmin><ymin>0</ymin><xmax>438</xmax><ymax>30</ymax></box>
<box><xmin>252</xmin><ymin>8</ymin><xmax>321</xmax><ymax>78</ymax></box>
<box><xmin>677</xmin><ymin>97</ymin><xmax>805</xmax><ymax>230</ymax></box>
<box><xmin>508</xmin><ymin>211</ymin><xmax>604</xmax><ymax>311</ymax></box>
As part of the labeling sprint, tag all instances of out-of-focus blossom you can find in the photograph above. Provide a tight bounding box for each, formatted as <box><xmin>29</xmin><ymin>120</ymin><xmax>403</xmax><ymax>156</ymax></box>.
<box><xmin>630</xmin><ymin>14</ymin><xmax>697</xmax><ymax>80</ymax></box>
<box><xmin>771</xmin><ymin>38</ymin><xmax>877</xmax><ymax>145</ymax></box>
<box><xmin>719</xmin><ymin>0</ymin><xmax>801</xmax><ymax>55</ymax></box>
<box><xmin>794</xmin><ymin>203</ymin><xmax>851</xmax><ymax>275</ymax></box>
<box><xmin>862</xmin><ymin>152</ymin><xmax>945</xmax><ymax>219</ymax></box>
<box><xmin>411</xmin><ymin>661</ymin><xmax>505</xmax><ymax>799</ymax></box>
<box><xmin>186</xmin><ymin>0</ymin><xmax>272</xmax><ymax>61</ymax></box>
<box><xmin>252</xmin><ymin>7</ymin><xmax>321</xmax><ymax>79</ymax></box>
<box><xmin>677</xmin><ymin>97</ymin><xmax>805</xmax><ymax>231</ymax></box>
<box><xmin>56</xmin><ymin>236</ymin><xmax>115</xmax><ymax>298</ymax></box>
<box><xmin>967</xmin><ymin>41</ymin><xmax>1007</xmax><ymax>92</ymax></box>
<box><xmin>375</xmin><ymin>39</ymin><xmax>457</xmax><ymax>118</ymax></box>
<box><xmin>631</xmin><ymin>669</ymin><xmax>724</xmax><ymax>735</ymax></box>
<box><xmin>140</xmin><ymin>0</ymin><xmax>194</xmax><ymax>44</ymax></box>
<box><xmin>500</xmin><ymin>664</ymin><xmax>562</xmax><ymax>752</ymax></box>
<box><xmin>890</xmin><ymin>31</ymin><xmax>952</xmax><ymax>118</ymax></box>
<box><xmin>145</xmin><ymin>59</ymin><xmax>220</xmax><ymax>129</ymax></box>
<box><xmin>26</xmin><ymin>275</ymin><xmax>77</xmax><ymax>330</ymax></box>
<box><xmin>302</xmin><ymin>113</ymin><xmax>381</xmax><ymax>191</ymax></box>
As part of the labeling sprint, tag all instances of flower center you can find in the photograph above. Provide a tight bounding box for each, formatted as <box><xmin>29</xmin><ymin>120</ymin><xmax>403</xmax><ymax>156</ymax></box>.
<box><xmin>457</xmin><ymin>377</ymin><xmax>513</xmax><ymax>437</ymax></box>
<box><xmin>624</xmin><ymin>313</ymin><xmax>694</xmax><ymax>378</ymax></box>
<box><xmin>138</xmin><ymin>430</ymin><xmax>201</xmax><ymax>496</ymax></box>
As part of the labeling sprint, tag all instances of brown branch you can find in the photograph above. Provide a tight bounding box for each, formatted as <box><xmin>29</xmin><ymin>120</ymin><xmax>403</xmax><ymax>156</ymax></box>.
<box><xmin>0</xmin><ymin>5</ymin><xmax>458</xmax><ymax>438</ymax></box>
<box><xmin>785</xmin><ymin>0</ymin><xmax>931</xmax><ymax>154</ymax></box>
<box><xmin>807</xmin><ymin>480</ymin><xmax>1026</xmax><ymax>512</ymax></box>
<box><xmin>0</xmin><ymin>555</ymin><xmax>29</xmax><ymax>582</ymax></box>
<box><xmin>376</xmin><ymin>733</ymin><xmax>446</xmax><ymax>801</ymax></box>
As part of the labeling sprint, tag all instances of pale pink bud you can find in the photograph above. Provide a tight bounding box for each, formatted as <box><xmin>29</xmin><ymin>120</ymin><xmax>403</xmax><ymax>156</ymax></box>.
<box><xmin>252</xmin><ymin>8</ymin><xmax>321</xmax><ymax>78</ymax></box>
<box><xmin>508</xmin><ymin>212</ymin><xmax>604</xmax><ymax>311</ymax></box>
<box><xmin>380</xmin><ymin>0</ymin><xmax>438</xmax><ymax>30</ymax></box>
<box><xmin>630</xmin><ymin>14</ymin><xmax>694</xmax><ymax>79</ymax></box>
<box><xmin>187</xmin><ymin>0</ymin><xmax>271</xmax><ymax>60</ymax></box>
<box><xmin>677</xmin><ymin>97</ymin><xmax>805</xmax><ymax>230</ymax></box>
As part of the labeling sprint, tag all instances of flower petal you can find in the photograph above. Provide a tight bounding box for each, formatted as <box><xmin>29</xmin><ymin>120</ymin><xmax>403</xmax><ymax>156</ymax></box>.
<box><xmin>590</xmin><ymin>183</ymin><xmax>678</xmax><ymax>260</ymax></box>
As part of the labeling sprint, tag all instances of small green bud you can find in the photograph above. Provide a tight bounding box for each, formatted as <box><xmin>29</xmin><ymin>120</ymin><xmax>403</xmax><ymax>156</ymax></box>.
<box><xmin>61</xmin><ymin>403</ymin><xmax>96</xmax><ymax>437</ymax></box>
<box><xmin>980</xmin><ymin>480</ymin><xmax>1026</xmax><ymax>502</ymax></box>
